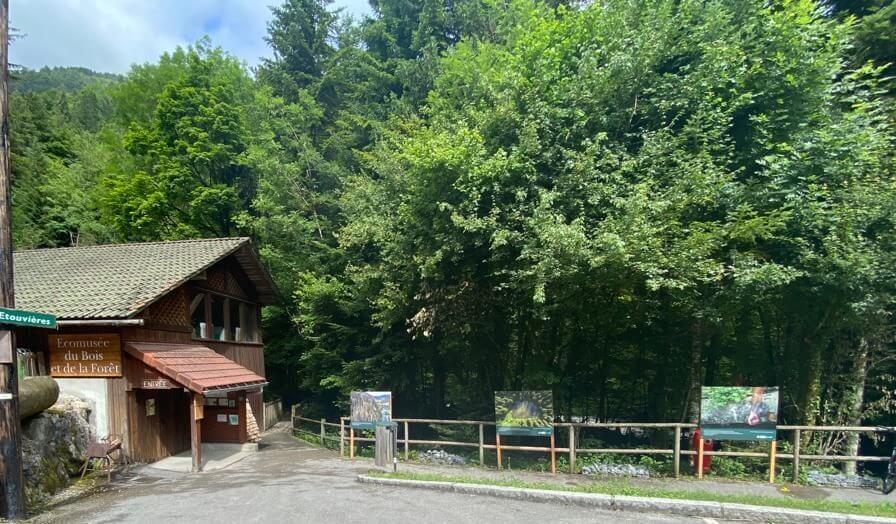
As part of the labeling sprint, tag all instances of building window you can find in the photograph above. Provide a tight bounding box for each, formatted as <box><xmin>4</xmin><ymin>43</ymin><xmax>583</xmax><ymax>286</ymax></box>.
<box><xmin>190</xmin><ymin>293</ymin><xmax>207</xmax><ymax>339</ymax></box>
<box><xmin>241</xmin><ymin>302</ymin><xmax>259</xmax><ymax>343</ymax></box>
<box><xmin>191</xmin><ymin>290</ymin><xmax>260</xmax><ymax>343</ymax></box>
<box><xmin>17</xmin><ymin>348</ymin><xmax>46</xmax><ymax>378</ymax></box>
<box><xmin>229</xmin><ymin>300</ymin><xmax>241</xmax><ymax>341</ymax></box>
<box><xmin>211</xmin><ymin>295</ymin><xmax>226</xmax><ymax>341</ymax></box>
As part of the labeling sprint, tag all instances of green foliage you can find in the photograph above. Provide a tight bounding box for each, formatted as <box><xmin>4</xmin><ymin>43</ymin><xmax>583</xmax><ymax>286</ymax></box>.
<box><xmin>8</xmin><ymin>0</ymin><xmax>896</xmax><ymax>448</ymax></box>
<box><xmin>10</xmin><ymin>66</ymin><xmax>120</xmax><ymax>94</ymax></box>
<box><xmin>103</xmin><ymin>41</ymin><xmax>255</xmax><ymax>240</ymax></box>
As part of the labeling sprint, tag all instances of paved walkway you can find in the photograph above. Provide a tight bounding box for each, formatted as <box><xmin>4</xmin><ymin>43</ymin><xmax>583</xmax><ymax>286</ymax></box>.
<box><xmin>148</xmin><ymin>443</ymin><xmax>259</xmax><ymax>473</ymax></box>
<box><xmin>31</xmin><ymin>426</ymin><xmax>718</xmax><ymax>524</ymax></box>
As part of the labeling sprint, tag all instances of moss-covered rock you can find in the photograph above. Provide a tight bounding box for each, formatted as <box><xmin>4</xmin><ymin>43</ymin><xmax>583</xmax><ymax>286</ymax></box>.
<box><xmin>21</xmin><ymin>395</ymin><xmax>93</xmax><ymax>509</ymax></box>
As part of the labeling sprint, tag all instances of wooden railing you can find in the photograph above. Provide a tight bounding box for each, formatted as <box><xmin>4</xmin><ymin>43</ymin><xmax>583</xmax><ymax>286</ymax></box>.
<box><xmin>290</xmin><ymin>408</ymin><xmax>894</xmax><ymax>482</ymax></box>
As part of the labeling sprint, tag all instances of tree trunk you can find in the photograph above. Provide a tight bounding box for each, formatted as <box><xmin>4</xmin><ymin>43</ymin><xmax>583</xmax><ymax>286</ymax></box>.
<box><xmin>684</xmin><ymin>320</ymin><xmax>704</xmax><ymax>423</ymax></box>
<box><xmin>842</xmin><ymin>338</ymin><xmax>869</xmax><ymax>475</ymax></box>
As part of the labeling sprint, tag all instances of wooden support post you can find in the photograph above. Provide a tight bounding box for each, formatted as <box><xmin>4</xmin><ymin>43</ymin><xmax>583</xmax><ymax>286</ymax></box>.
<box><xmin>349</xmin><ymin>427</ymin><xmax>355</xmax><ymax>459</ymax></box>
<box><xmin>792</xmin><ymin>429</ymin><xmax>801</xmax><ymax>483</ymax></box>
<box><xmin>0</xmin><ymin>3</ymin><xmax>24</xmax><ymax>515</ymax></box>
<box><xmin>697</xmin><ymin>437</ymin><xmax>704</xmax><ymax>479</ymax></box>
<box><xmin>191</xmin><ymin>393</ymin><xmax>203</xmax><ymax>473</ymax></box>
<box><xmin>769</xmin><ymin>440</ymin><xmax>777</xmax><ymax>484</ymax></box>
<box><xmin>478</xmin><ymin>424</ymin><xmax>484</xmax><ymax>466</ymax></box>
<box><xmin>673</xmin><ymin>425</ymin><xmax>681</xmax><ymax>478</ymax></box>
<box><xmin>568</xmin><ymin>426</ymin><xmax>576</xmax><ymax>474</ymax></box>
<box><xmin>550</xmin><ymin>431</ymin><xmax>556</xmax><ymax>474</ymax></box>
<box><xmin>496</xmin><ymin>433</ymin><xmax>502</xmax><ymax>469</ymax></box>
<box><xmin>403</xmin><ymin>420</ymin><xmax>409</xmax><ymax>461</ymax></box>
<box><xmin>339</xmin><ymin>418</ymin><xmax>345</xmax><ymax>457</ymax></box>
<box><xmin>320</xmin><ymin>418</ymin><xmax>325</xmax><ymax>446</ymax></box>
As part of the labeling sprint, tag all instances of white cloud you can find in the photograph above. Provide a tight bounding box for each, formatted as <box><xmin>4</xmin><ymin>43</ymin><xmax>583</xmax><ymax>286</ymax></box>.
<box><xmin>8</xmin><ymin>0</ymin><xmax>369</xmax><ymax>75</ymax></box>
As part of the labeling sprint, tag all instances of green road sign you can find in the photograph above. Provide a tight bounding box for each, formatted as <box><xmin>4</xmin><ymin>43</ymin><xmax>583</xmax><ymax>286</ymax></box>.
<box><xmin>0</xmin><ymin>307</ymin><xmax>56</xmax><ymax>329</ymax></box>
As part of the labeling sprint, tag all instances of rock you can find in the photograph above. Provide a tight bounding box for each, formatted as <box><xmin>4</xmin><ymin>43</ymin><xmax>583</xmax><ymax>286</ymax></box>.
<box><xmin>582</xmin><ymin>462</ymin><xmax>650</xmax><ymax>478</ymax></box>
<box><xmin>805</xmin><ymin>469</ymin><xmax>878</xmax><ymax>489</ymax></box>
<box><xmin>419</xmin><ymin>449</ymin><xmax>466</xmax><ymax>466</ymax></box>
<box><xmin>21</xmin><ymin>394</ymin><xmax>94</xmax><ymax>509</ymax></box>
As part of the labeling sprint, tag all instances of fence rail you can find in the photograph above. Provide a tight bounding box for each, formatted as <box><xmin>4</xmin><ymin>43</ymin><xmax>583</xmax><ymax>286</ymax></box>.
<box><xmin>290</xmin><ymin>409</ymin><xmax>894</xmax><ymax>482</ymax></box>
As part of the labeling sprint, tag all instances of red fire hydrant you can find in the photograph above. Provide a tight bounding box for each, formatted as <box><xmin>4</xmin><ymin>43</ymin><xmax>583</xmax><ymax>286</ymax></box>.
<box><xmin>690</xmin><ymin>428</ymin><xmax>713</xmax><ymax>474</ymax></box>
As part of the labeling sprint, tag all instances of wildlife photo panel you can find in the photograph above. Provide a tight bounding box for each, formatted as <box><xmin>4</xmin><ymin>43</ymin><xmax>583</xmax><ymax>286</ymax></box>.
<box><xmin>699</xmin><ymin>386</ymin><xmax>779</xmax><ymax>441</ymax></box>
<box><xmin>350</xmin><ymin>391</ymin><xmax>392</xmax><ymax>429</ymax></box>
<box><xmin>494</xmin><ymin>390</ymin><xmax>554</xmax><ymax>436</ymax></box>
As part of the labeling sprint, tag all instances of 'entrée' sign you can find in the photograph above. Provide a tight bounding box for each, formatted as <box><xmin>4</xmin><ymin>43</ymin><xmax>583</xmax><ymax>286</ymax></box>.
<box><xmin>49</xmin><ymin>334</ymin><xmax>122</xmax><ymax>378</ymax></box>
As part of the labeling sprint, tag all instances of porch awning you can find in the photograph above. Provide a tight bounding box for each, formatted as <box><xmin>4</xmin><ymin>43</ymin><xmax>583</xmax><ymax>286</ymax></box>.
<box><xmin>124</xmin><ymin>342</ymin><xmax>267</xmax><ymax>394</ymax></box>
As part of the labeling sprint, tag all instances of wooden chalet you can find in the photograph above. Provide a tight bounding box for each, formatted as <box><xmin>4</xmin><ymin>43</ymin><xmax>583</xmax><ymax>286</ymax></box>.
<box><xmin>12</xmin><ymin>238</ymin><xmax>276</xmax><ymax>471</ymax></box>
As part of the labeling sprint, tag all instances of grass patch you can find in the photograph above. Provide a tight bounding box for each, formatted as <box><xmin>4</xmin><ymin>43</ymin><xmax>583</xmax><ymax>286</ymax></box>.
<box><xmin>367</xmin><ymin>470</ymin><xmax>896</xmax><ymax>518</ymax></box>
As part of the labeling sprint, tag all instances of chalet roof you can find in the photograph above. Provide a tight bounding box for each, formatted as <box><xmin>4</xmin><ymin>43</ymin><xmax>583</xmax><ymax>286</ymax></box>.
<box><xmin>13</xmin><ymin>237</ymin><xmax>277</xmax><ymax>319</ymax></box>
<box><xmin>125</xmin><ymin>342</ymin><xmax>267</xmax><ymax>393</ymax></box>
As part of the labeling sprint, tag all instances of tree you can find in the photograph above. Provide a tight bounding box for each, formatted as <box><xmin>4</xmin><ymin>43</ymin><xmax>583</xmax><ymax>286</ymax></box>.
<box><xmin>102</xmin><ymin>42</ymin><xmax>255</xmax><ymax>240</ymax></box>
<box><xmin>326</xmin><ymin>0</ymin><xmax>896</xmax><ymax>432</ymax></box>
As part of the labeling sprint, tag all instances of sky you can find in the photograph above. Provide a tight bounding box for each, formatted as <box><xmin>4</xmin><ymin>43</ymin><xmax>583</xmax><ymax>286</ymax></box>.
<box><xmin>9</xmin><ymin>0</ymin><xmax>373</xmax><ymax>75</ymax></box>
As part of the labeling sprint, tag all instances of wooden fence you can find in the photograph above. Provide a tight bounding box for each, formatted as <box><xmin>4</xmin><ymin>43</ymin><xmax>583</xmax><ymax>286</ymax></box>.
<box><xmin>291</xmin><ymin>409</ymin><xmax>895</xmax><ymax>483</ymax></box>
<box><xmin>263</xmin><ymin>400</ymin><xmax>283</xmax><ymax>431</ymax></box>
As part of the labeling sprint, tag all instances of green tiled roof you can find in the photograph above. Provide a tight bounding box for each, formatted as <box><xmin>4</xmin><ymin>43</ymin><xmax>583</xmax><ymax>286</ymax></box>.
<box><xmin>13</xmin><ymin>238</ymin><xmax>265</xmax><ymax>319</ymax></box>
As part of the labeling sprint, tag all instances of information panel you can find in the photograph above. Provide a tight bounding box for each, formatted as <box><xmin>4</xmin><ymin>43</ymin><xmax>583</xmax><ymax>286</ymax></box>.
<box><xmin>495</xmin><ymin>390</ymin><xmax>554</xmax><ymax>437</ymax></box>
<box><xmin>700</xmin><ymin>386</ymin><xmax>779</xmax><ymax>441</ymax></box>
<box><xmin>350</xmin><ymin>391</ymin><xmax>392</xmax><ymax>429</ymax></box>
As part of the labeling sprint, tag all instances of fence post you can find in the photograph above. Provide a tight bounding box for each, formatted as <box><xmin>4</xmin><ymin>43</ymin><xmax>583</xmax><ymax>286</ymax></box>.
<box><xmin>320</xmin><ymin>418</ymin><xmax>326</xmax><ymax>446</ymax></box>
<box><xmin>404</xmin><ymin>420</ymin><xmax>409</xmax><ymax>461</ymax></box>
<box><xmin>340</xmin><ymin>418</ymin><xmax>345</xmax><ymax>457</ymax></box>
<box><xmin>496</xmin><ymin>433</ymin><xmax>502</xmax><ymax>469</ymax></box>
<box><xmin>479</xmin><ymin>424</ymin><xmax>484</xmax><ymax>466</ymax></box>
<box><xmin>697</xmin><ymin>437</ymin><xmax>704</xmax><ymax>479</ymax></box>
<box><xmin>550</xmin><ymin>430</ymin><xmax>556</xmax><ymax>474</ymax></box>
<box><xmin>673</xmin><ymin>425</ymin><xmax>681</xmax><ymax>478</ymax></box>
<box><xmin>350</xmin><ymin>427</ymin><xmax>355</xmax><ymax>459</ymax></box>
<box><xmin>568</xmin><ymin>425</ymin><xmax>576</xmax><ymax>474</ymax></box>
<box><xmin>792</xmin><ymin>429</ymin><xmax>801</xmax><ymax>482</ymax></box>
<box><xmin>769</xmin><ymin>440</ymin><xmax>777</xmax><ymax>483</ymax></box>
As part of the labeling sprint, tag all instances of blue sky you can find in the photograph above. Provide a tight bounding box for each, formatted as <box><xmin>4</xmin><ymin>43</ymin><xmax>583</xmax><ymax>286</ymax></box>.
<box><xmin>9</xmin><ymin>0</ymin><xmax>373</xmax><ymax>74</ymax></box>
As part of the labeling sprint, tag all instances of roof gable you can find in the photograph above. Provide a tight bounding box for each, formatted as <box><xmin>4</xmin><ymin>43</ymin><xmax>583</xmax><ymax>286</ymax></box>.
<box><xmin>13</xmin><ymin>238</ymin><xmax>276</xmax><ymax>319</ymax></box>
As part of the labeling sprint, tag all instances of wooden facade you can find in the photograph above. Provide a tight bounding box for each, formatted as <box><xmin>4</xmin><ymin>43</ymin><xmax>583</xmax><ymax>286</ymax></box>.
<box><xmin>16</xmin><ymin>254</ymin><xmax>269</xmax><ymax>465</ymax></box>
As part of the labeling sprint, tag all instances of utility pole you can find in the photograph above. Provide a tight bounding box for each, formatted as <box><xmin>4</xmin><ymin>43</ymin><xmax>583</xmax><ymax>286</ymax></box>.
<box><xmin>0</xmin><ymin>0</ymin><xmax>24</xmax><ymax>518</ymax></box>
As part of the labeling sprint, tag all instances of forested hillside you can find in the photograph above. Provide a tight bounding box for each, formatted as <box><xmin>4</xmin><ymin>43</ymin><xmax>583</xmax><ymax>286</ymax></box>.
<box><xmin>9</xmin><ymin>0</ymin><xmax>896</xmax><ymax>461</ymax></box>
<box><xmin>11</xmin><ymin>66</ymin><xmax>120</xmax><ymax>93</ymax></box>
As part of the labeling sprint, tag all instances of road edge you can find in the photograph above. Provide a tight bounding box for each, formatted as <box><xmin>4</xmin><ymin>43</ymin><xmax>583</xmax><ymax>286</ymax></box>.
<box><xmin>357</xmin><ymin>474</ymin><xmax>895</xmax><ymax>524</ymax></box>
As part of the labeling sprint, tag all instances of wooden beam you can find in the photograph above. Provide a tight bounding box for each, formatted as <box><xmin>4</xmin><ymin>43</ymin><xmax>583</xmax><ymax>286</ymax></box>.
<box><xmin>550</xmin><ymin>432</ymin><xmax>556</xmax><ymax>474</ymax></box>
<box><xmin>0</xmin><ymin>1</ymin><xmax>24</xmax><ymax>516</ymax></box>
<box><xmin>697</xmin><ymin>438</ymin><xmax>704</xmax><ymax>479</ymax></box>
<box><xmin>769</xmin><ymin>440</ymin><xmax>777</xmax><ymax>484</ymax></box>
<box><xmin>191</xmin><ymin>393</ymin><xmax>203</xmax><ymax>472</ymax></box>
<box><xmin>673</xmin><ymin>425</ymin><xmax>681</xmax><ymax>478</ymax></box>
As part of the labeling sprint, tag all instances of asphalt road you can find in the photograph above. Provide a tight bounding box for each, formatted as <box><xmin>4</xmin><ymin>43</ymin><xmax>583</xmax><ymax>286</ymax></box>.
<box><xmin>33</xmin><ymin>427</ymin><xmax>717</xmax><ymax>524</ymax></box>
